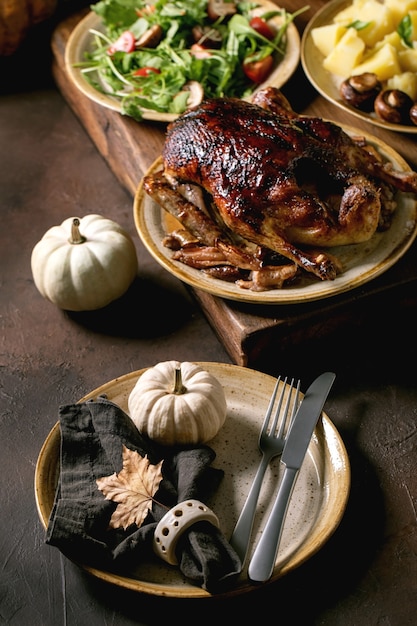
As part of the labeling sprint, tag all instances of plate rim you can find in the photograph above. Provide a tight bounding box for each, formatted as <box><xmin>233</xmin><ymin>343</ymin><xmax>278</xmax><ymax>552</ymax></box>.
<box><xmin>300</xmin><ymin>0</ymin><xmax>417</xmax><ymax>134</ymax></box>
<box><xmin>34</xmin><ymin>362</ymin><xmax>350</xmax><ymax>598</ymax></box>
<box><xmin>64</xmin><ymin>2</ymin><xmax>301</xmax><ymax>123</ymax></box>
<box><xmin>133</xmin><ymin>127</ymin><xmax>417</xmax><ymax>305</ymax></box>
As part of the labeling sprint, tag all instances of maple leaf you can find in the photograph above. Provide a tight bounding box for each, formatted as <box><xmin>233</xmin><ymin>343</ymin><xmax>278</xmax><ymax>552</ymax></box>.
<box><xmin>96</xmin><ymin>445</ymin><xmax>164</xmax><ymax>530</ymax></box>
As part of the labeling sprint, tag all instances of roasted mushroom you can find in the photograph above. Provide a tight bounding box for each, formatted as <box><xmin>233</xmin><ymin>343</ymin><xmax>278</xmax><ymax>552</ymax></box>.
<box><xmin>176</xmin><ymin>81</ymin><xmax>205</xmax><ymax>108</ymax></box>
<box><xmin>410</xmin><ymin>103</ymin><xmax>417</xmax><ymax>126</ymax></box>
<box><xmin>207</xmin><ymin>0</ymin><xmax>237</xmax><ymax>20</ymax></box>
<box><xmin>192</xmin><ymin>25</ymin><xmax>223</xmax><ymax>48</ymax></box>
<box><xmin>136</xmin><ymin>24</ymin><xmax>163</xmax><ymax>48</ymax></box>
<box><xmin>374</xmin><ymin>89</ymin><xmax>414</xmax><ymax>125</ymax></box>
<box><xmin>340</xmin><ymin>73</ymin><xmax>382</xmax><ymax>112</ymax></box>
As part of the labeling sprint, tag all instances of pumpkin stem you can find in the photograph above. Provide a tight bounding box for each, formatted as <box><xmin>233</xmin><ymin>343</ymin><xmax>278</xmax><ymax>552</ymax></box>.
<box><xmin>172</xmin><ymin>367</ymin><xmax>186</xmax><ymax>395</ymax></box>
<box><xmin>69</xmin><ymin>218</ymin><xmax>86</xmax><ymax>245</ymax></box>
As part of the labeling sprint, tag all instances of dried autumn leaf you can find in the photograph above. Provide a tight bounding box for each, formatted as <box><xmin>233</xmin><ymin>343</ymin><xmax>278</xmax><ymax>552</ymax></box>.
<box><xmin>96</xmin><ymin>445</ymin><xmax>164</xmax><ymax>530</ymax></box>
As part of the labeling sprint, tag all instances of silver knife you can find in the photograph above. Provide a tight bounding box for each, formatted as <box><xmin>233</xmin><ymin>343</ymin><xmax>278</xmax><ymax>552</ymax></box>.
<box><xmin>247</xmin><ymin>371</ymin><xmax>336</xmax><ymax>583</ymax></box>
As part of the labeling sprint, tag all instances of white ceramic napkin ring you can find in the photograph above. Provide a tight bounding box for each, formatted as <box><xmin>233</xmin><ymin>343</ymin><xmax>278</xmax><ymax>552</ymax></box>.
<box><xmin>153</xmin><ymin>499</ymin><xmax>220</xmax><ymax>565</ymax></box>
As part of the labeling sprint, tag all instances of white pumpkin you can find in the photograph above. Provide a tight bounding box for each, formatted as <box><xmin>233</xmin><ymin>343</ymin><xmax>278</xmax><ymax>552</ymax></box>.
<box><xmin>128</xmin><ymin>361</ymin><xmax>227</xmax><ymax>446</ymax></box>
<box><xmin>31</xmin><ymin>214</ymin><xmax>138</xmax><ymax>311</ymax></box>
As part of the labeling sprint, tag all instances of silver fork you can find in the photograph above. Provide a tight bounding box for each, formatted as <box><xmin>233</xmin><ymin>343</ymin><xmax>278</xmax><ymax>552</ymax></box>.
<box><xmin>230</xmin><ymin>375</ymin><xmax>300</xmax><ymax>566</ymax></box>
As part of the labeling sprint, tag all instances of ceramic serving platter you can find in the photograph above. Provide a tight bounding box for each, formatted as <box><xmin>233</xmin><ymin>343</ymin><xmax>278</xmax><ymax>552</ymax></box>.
<box><xmin>35</xmin><ymin>363</ymin><xmax>350</xmax><ymax>598</ymax></box>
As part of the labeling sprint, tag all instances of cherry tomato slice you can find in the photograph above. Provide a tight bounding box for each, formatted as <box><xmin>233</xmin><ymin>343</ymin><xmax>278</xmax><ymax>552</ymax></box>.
<box><xmin>243</xmin><ymin>55</ymin><xmax>274</xmax><ymax>84</ymax></box>
<box><xmin>134</xmin><ymin>67</ymin><xmax>161</xmax><ymax>77</ymax></box>
<box><xmin>249</xmin><ymin>16</ymin><xmax>275</xmax><ymax>40</ymax></box>
<box><xmin>190</xmin><ymin>43</ymin><xmax>213</xmax><ymax>59</ymax></box>
<box><xmin>107</xmin><ymin>31</ymin><xmax>136</xmax><ymax>55</ymax></box>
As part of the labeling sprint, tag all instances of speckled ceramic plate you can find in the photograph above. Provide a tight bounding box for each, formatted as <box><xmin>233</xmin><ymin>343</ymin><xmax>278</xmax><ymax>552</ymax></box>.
<box><xmin>65</xmin><ymin>1</ymin><xmax>300</xmax><ymax>123</ymax></box>
<box><xmin>35</xmin><ymin>363</ymin><xmax>350</xmax><ymax>598</ymax></box>
<box><xmin>301</xmin><ymin>0</ymin><xmax>417</xmax><ymax>134</ymax></box>
<box><xmin>133</xmin><ymin>127</ymin><xmax>417</xmax><ymax>305</ymax></box>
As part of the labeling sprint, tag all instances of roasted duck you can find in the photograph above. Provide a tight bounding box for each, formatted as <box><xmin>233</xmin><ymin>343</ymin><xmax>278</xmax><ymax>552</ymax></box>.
<box><xmin>143</xmin><ymin>87</ymin><xmax>417</xmax><ymax>290</ymax></box>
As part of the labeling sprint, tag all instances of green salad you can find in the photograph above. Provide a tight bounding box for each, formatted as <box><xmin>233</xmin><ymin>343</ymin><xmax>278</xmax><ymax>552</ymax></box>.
<box><xmin>75</xmin><ymin>0</ymin><xmax>307</xmax><ymax>120</ymax></box>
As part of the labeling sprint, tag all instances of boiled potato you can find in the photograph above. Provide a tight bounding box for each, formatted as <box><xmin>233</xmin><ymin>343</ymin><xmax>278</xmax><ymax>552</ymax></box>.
<box><xmin>385</xmin><ymin>0</ymin><xmax>417</xmax><ymax>25</ymax></box>
<box><xmin>332</xmin><ymin>0</ymin><xmax>371</xmax><ymax>22</ymax></box>
<box><xmin>311</xmin><ymin>23</ymin><xmax>347</xmax><ymax>58</ymax></box>
<box><xmin>323</xmin><ymin>28</ymin><xmax>365</xmax><ymax>77</ymax></box>
<box><xmin>372</xmin><ymin>31</ymin><xmax>403</xmax><ymax>53</ymax></box>
<box><xmin>386</xmin><ymin>71</ymin><xmax>417</xmax><ymax>100</ymax></box>
<box><xmin>351</xmin><ymin>43</ymin><xmax>401</xmax><ymax>81</ymax></box>
<box><xmin>409</xmin><ymin>10</ymin><xmax>417</xmax><ymax>39</ymax></box>
<box><xmin>333</xmin><ymin>0</ymin><xmax>395</xmax><ymax>47</ymax></box>
<box><xmin>399</xmin><ymin>49</ymin><xmax>417</xmax><ymax>72</ymax></box>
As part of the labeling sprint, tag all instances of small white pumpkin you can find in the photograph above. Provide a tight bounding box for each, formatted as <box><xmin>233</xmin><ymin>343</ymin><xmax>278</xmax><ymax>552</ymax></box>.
<box><xmin>31</xmin><ymin>214</ymin><xmax>138</xmax><ymax>311</ymax></box>
<box><xmin>128</xmin><ymin>361</ymin><xmax>227</xmax><ymax>446</ymax></box>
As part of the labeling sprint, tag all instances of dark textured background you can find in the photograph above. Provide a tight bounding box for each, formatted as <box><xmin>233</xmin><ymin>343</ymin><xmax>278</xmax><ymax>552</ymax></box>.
<box><xmin>1</xmin><ymin>3</ymin><xmax>417</xmax><ymax>624</ymax></box>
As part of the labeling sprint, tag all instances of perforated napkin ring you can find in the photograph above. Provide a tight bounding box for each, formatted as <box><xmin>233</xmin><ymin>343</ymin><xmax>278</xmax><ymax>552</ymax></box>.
<box><xmin>153</xmin><ymin>499</ymin><xmax>220</xmax><ymax>565</ymax></box>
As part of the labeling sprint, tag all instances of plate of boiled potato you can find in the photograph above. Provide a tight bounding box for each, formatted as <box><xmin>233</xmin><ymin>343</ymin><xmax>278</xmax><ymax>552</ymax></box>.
<box><xmin>301</xmin><ymin>0</ymin><xmax>417</xmax><ymax>133</ymax></box>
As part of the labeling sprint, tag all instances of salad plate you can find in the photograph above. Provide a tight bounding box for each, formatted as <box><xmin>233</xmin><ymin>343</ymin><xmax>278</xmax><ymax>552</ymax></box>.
<box><xmin>301</xmin><ymin>0</ymin><xmax>417</xmax><ymax>134</ymax></box>
<box><xmin>35</xmin><ymin>363</ymin><xmax>350</xmax><ymax>598</ymax></box>
<box><xmin>133</xmin><ymin>126</ymin><xmax>417</xmax><ymax>305</ymax></box>
<box><xmin>65</xmin><ymin>0</ymin><xmax>301</xmax><ymax>123</ymax></box>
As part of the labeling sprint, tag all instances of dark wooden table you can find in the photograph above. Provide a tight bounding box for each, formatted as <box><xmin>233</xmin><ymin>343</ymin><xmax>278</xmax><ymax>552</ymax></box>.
<box><xmin>1</xmin><ymin>2</ymin><xmax>417</xmax><ymax>624</ymax></box>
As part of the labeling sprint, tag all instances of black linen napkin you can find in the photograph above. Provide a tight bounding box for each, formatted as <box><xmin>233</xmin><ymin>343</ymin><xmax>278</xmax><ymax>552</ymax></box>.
<box><xmin>45</xmin><ymin>395</ymin><xmax>242</xmax><ymax>593</ymax></box>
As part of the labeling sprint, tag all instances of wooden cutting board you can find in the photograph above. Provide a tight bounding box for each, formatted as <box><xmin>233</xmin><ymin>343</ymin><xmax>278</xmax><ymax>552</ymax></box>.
<box><xmin>50</xmin><ymin>10</ymin><xmax>417</xmax><ymax>372</ymax></box>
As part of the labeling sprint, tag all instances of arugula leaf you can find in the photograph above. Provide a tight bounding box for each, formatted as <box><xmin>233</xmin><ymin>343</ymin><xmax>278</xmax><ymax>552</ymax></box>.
<box><xmin>92</xmin><ymin>0</ymin><xmax>140</xmax><ymax>32</ymax></box>
<box><xmin>228</xmin><ymin>14</ymin><xmax>284</xmax><ymax>54</ymax></box>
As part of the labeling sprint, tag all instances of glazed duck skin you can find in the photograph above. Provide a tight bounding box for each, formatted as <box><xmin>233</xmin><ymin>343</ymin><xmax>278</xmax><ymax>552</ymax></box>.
<box><xmin>143</xmin><ymin>87</ymin><xmax>417</xmax><ymax>282</ymax></box>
